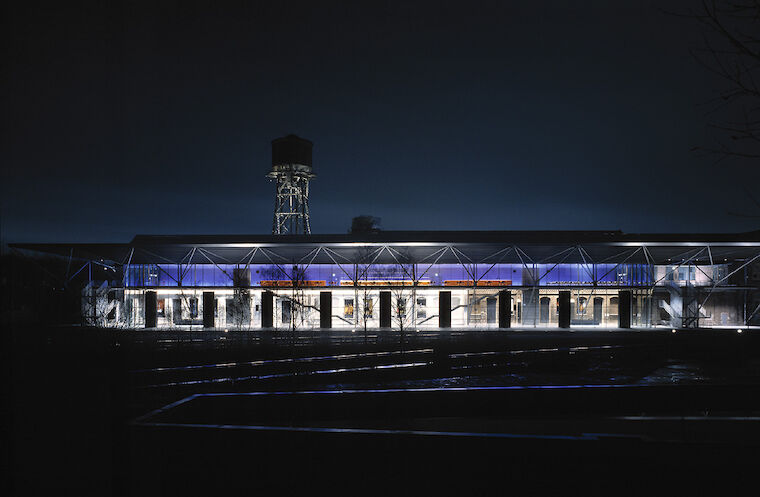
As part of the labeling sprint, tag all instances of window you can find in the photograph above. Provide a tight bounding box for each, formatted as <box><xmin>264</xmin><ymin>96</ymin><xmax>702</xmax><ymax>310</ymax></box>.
<box><xmin>397</xmin><ymin>297</ymin><xmax>407</xmax><ymax>317</ymax></box>
<box><xmin>281</xmin><ymin>300</ymin><xmax>291</xmax><ymax>324</ymax></box>
<box><xmin>147</xmin><ymin>264</ymin><xmax>159</xmax><ymax>286</ymax></box>
<box><xmin>577</xmin><ymin>297</ymin><xmax>588</xmax><ymax>315</ymax></box>
<box><xmin>676</xmin><ymin>266</ymin><xmax>696</xmax><ymax>281</ymax></box>
<box><xmin>617</xmin><ymin>266</ymin><xmax>629</xmax><ymax>284</ymax></box>
<box><xmin>157</xmin><ymin>299</ymin><xmax>166</xmax><ymax>317</ymax></box>
<box><xmin>363</xmin><ymin>298</ymin><xmax>374</xmax><ymax>318</ymax></box>
<box><xmin>344</xmin><ymin>298</ymin><xmax>354</xmax><ymax>319</ymax></box>
<box><xmin>189</xmin><ymin>298</ymin><xmax>198</xmax><ymax>318</ymax></box>
<box><xmin>226</xmin><ymin>298</ymin><xmax>235</xmax><ymax>322</ymax></box>
<box><xmin>417</xmin><ymin>297</ymin><xmax>426</xmax><ymax>319</ymax></box>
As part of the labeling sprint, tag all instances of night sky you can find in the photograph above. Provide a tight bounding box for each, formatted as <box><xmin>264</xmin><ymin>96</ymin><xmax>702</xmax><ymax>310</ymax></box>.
<box><xmin>3</xmin><ymin>0</ymin><xmax>759</xmax><ymax>244</ymax></box>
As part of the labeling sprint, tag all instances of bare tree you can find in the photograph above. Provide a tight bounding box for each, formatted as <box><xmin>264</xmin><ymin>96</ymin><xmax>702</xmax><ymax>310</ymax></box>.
<box><xmin>388</xmin><ymin>249</ymin><xmax>416</xmax><ymax>347</ymax></box>
<box><xmin>288</xmin><ymin>264</ymin><xmax>311</xmax><ymax>332</ymax></box>
<box><xmin>688</xmin><ymin>0</ymin><xmax>760</xmax><ymax>161</ymax></box>
<box><xmin>356</xmin><ymin>247</ymin><xmax>379</xmax><ymax>342</ymax></box>
<box><xmin>391</xmin><ymin>285</ymin><xmax>414</xmax><ymax>333</ymax></box>
<box><xmin>229</xmin><ymin>267</ymin><xmax>252</xmax><ymax>330</ymax></box>
<box><xmin>81</xmin><ymin>280</ymin><xmax>118</xmax><ymax>328</ymax></box>
<box><xmin>228</xmin><ymin>289</ymin><xmax>250</xmax><ymax>330</ymax></box>
<box><xmin>360</xmin><ymin>286</ymin><xmax>375</xmax><ymax>340</ymax></box>
<box><xmin>348</xmin><ymin>216</ymin><xmax>382</xmax><ymax>340</ymax></box>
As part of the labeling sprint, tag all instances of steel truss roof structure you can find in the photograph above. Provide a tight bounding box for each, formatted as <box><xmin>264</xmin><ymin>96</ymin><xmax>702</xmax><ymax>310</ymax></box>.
<box><xmin>12</xmin><ymin>230</ymin><xmax>760</xmax><ymax>327</ymax></box>
<box><xmin>12</xmin><ymin>230</ymin><xmax>760</xmax><ymax>268</ymax></box>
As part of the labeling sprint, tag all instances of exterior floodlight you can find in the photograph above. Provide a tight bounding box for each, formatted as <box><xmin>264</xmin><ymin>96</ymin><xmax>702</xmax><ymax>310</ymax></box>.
<box><xmin>671</xmin><ymin>329</ymin><xmax>676</xmax><ymax>333</ymax></box>
<box><xmin>737</xmin><ymin>329</ymin><xmax>743</xmax><ymax>334</ymax></box>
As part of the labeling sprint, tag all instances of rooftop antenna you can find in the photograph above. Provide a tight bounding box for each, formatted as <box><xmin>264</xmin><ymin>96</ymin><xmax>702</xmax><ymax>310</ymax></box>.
<box><xmin>268</xmin><ymin>135</ymin><xmax>315</xmax><ymax>235</ymax></box>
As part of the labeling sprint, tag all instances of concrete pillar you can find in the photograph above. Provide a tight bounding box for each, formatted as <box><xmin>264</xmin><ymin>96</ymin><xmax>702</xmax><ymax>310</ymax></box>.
<box><xmin>619</xmin><ymin>290</ymin><xmax>632</xmax><ymax>328</ymax></box>
<box><xmin>202</xmin><ymin>291</ymin><xmax>215</xmax><ymax>328</ymax></box>
<box><xmin>380</xmin><ymin>291</ymin><xmax>391</xmax><ymax>328</ymax></box>
<box><xmin>145</xmin><ymin>290</ymin><xmax>157</xmax><ymax>328</ymax></box>
<box><xmin>320</xmin><ymin>291</ymin><xmax>332</xmax><ymax>329</ymax></box>
<box><xmin>439</xmin><ymin>291</ymin><xmax>451</xmax><ymax>328</ymax></box>
<box><xmin>558</xmin><ymin>291</ymin><xmax>570</xmax><ymax>329</ymax></box>
<box><xmin>261</xmin><ymin>290</ymin><xmax>273</xmax><ymax>328</ymax></box>
<box><xmin>498</xmin><ymin>290</ymin><xmax>511</xmax><ymax>328</ymax></box>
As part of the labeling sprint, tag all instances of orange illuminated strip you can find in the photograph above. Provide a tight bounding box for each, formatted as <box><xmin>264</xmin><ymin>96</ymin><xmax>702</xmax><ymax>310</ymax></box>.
<box><xmin>260</xmin><ymin>280</ymin><xmax>326</xmax><ymax>287</ymax></box>
<box><xmin>340</xmin><ymin>280</ymin><xmax>431</xmax><ymax>286</ymax></box>
<box><xmin>444</xmin><ymin>280</ymin><xmax>512</xmax><ymax>287</ymax></box>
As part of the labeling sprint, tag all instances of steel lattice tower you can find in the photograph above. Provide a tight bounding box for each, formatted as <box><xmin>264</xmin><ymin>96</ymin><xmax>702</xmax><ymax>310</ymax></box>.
<box><xmin>268</xmin><ymin>135</ymin><xmax>315</xmax><ymax>235</ymax></box>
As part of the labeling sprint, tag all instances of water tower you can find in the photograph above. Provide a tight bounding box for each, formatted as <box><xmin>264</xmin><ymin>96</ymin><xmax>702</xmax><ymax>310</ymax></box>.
<box><xmin>268</xmin><ymin>134</ymin><xmax>315</xmax><ymax>235</ymax></box>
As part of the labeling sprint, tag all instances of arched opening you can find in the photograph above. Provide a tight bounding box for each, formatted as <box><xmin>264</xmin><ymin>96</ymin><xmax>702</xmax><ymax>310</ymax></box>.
<box><xmin>539</xmin><ymin>297</ymin><xmax>550</xmax><ymax>323</ymax></box>
<box><xmin>593</xmin><ymin>297</ymin><xmax>604</xmax><ymax>325</ymax></box>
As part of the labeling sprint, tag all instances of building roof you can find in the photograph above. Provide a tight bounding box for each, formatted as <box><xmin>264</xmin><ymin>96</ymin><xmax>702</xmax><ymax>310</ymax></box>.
<box><xmin>10</xmin><ymin>230</ymin><xmax>760</xmax><ymax>266</ymax></box>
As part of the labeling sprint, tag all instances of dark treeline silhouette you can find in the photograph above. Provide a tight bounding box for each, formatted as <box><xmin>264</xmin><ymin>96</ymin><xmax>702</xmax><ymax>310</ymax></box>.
<box><xmin>1</xmin><ymin>252</ymin><xmax>96</xmax><ymax>327</ymax></box>
<box><xmin>349</xmin><ymin>215</ymin><xmax>381</xmax><ymax>234</ymax></box>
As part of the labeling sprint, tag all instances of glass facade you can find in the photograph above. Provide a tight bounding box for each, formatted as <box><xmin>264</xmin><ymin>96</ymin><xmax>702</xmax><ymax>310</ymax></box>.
<box><xmin>84</xmin><ymin>260</ymin><xmax>749</xmax><ymax>330</ymax></box>
<box><xmin>124</xmin><ymin>262</ymin><xmax>655</xmax><ymax>288</ymax></box>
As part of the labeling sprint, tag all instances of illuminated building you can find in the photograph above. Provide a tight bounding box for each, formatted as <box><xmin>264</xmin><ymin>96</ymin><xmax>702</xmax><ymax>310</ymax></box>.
<box><xmin>13</xmin><ymin>230</ymin><xmax>760</xmax><ymax>330</ymax></box>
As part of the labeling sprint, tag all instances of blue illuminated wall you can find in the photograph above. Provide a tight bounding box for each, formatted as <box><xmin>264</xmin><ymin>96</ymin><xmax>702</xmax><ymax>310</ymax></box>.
<box><xmin>125</xmin><ymin>263</ymin><xmax>654</xmax><ymax>287</ymax></box>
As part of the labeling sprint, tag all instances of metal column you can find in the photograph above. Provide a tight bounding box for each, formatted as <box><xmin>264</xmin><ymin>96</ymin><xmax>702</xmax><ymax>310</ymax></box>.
<box><xmin>262</xmin><ymin>290</ymin><xmax>274</xmax><ymax>328</ymax></box>
<box><xmin>558</xmin><ymin>291</ymin><xmax>570</xmax><ymax>329</ymax></box>
<box><xmin>145</xmin><ymin>290</ymin><xmax>157</xmax><ymax>329</ymax></box>
<box><xmin>202</xmin><ymin>291</ymin><xmax>214</xmax><ymax>328</ymax></box>
<box><xmin>619</xmin><ymin>290</ymin><xmax>632</xmax><ymax>329</ymax></box>
<box><xmin>320</xmin><ymin>291</ymin><xmax>332</xmax><ymax>329</ymax></box>
<box><xmin>380</xmin><ymin>291</ymin><xmax>391</xmax><ymax>328</ymax></box>
<box><xmin>498</xmin><ymin>290</ymin><xmax>511</xmax><ymax>328</ymax></box>
<box><xmin>439</xmin><ymin>291</ymin><xmax>451</xmax><ymax>328</ymax></box>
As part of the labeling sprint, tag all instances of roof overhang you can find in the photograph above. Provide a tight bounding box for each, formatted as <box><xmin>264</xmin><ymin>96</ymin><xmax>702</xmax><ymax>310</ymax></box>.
<box><xmin>10</xmin><ymin>230</ymin><xmax>760</xmax><ymax>266</ymax></box>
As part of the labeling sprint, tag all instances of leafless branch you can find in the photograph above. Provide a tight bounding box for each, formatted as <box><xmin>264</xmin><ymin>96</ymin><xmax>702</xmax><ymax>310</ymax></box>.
<box><xmin>684</xmin><ymin>0</ymin><xmax>760</xmax><ymax>159</ymax></box>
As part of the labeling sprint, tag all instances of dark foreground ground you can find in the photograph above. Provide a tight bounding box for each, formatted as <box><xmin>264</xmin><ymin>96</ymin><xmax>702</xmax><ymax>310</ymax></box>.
<box><xmin>6</xmin><ymin>326</ymin><xmax>760</xmax><ymax>495</ymax></box>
